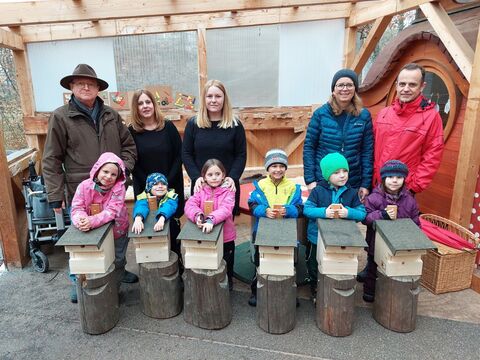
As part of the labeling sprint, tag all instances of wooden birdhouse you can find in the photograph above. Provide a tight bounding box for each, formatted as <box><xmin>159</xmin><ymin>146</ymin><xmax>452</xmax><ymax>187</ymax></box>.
<box><xmin>255</xmin><ymin>217</ymin><xmax>297</xmax><ymax>276</ymax></box>
<box><xmin>374</xmin><ymin>219</ymin><xmax>435</xmax><ymax>277</ymax></box>
<box><xmin>56</xmin><ymin>222</ymin><xmax>114</xmax><ymax>274</ymax></box>
<box><xmin>178</xmin><ymin>221</ymin><xmax>224</xmax><ymax>270</ymax></box>
<box><xmin>128</xmin><ymin>214</ymin><xmax>170</xmax><ymax>264</ymax></box>
<box><xmin>316</xmin><ymin>219</ymin><xmax>367</xmax><ymax>275</ymax></box>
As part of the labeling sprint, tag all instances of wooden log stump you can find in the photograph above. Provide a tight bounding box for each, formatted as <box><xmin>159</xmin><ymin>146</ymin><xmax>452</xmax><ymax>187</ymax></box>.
<box><xmin>316</xmin><ymin>273</ymin><xmax>356</xmax><ymax>337</ymax></box>
<box><xmin>257</xmin><ymin>273</ymin><xmax>296</xmax><ymax>334</ymax></box>
<box><xmin>76</xmin><ymin>263</ymin><xmax>119</xmax><ymax>335</ymax></box>
<box><xmin>373</xmin><ymin>271</ymin><xmax>421</xmax><ymax>333</ymax></box>
<box><xmin>139</xmin><ymin>251</ymin><xmax>182</xmax><ymax>319</ymax></box>
<box><xmin>183</xmin><ymin>259</ymin><xmax>231</xmax><ymax>329</ymax></box>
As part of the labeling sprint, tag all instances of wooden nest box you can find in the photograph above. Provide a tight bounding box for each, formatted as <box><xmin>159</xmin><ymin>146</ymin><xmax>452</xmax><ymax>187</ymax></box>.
<box><xmin>256</xmin><ymin>217</ymin><xmax>297</xmax><ymax>276</ymax></box>
<box><xmin>128</xmin><ymin>214</ymin><xmax>171</xmax><ymax>264</ymax></box>
<box><xmin>56</xmin><ymin>222</ymin><xmax>114</xmax><ymax>274</ymax></box>
<box><xmin>374</xmin><ymin>219</ymin><xmax>435</xmax><ymax>277</ymax></box>
<box><xmin>178</xmin><ymin>221</ymin><xmax>224</xmax><ymax>270</ymax></box>
<box><xmin>316</xmin><ymin>219</ymin><xmax>367</xmax><ymax>275</ymax></box>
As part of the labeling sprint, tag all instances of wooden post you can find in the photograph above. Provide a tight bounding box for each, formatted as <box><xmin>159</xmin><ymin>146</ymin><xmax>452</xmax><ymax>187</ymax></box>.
<box><xmin>450</xmin><ymin>24</ymin><xmax>480</xmax><ymax>227</ymax></box>
<box><xmin>373</xmin><ymin>272</ymin><xmax>421</xmax><ymax>333</ymax></box>
<box><xmin>183</xmin><ymin>259</ymin><xmax>231</xmax><ymax>330</ymax></box>
<box><xmin>76</xmin><ymin>263</ymin><xmax>119</xmax><ymax>335</ymax></box>
<box><xmin>139</xmin><ymin>251</ymin><xmax>182</xmax><ymax>319</ymax></box>
<box><xmin>197</xmin><ymin>27</ymin><xmax>207</xmax><ymax>96</ymax></box>
<box><xmin>257</xmin><ymin>273</ymin><xmax>296</xmax><ymax>334</ymax></box>
<box><xmin>316</xmin><ymin>274</ymin><xmax>356</xmax><ymax>337</ymax></box>
<box><xmin>0</xmin><ymin>126</ymin><xmax>25</xmax><ymax>268</ymax></box>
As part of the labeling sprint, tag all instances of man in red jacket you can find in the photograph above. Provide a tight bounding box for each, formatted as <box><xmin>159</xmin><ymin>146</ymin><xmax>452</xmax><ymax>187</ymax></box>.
<box><xmin>372</xmin><ymin>63</ymin><xmax>444</xmax><ymax>194</ymax></box>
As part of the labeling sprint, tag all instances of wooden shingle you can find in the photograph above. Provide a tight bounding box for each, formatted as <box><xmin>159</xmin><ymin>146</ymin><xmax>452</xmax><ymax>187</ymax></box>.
<box><xmin>128</xmin><ymin>213</ymin><xmax>170</xmax><ymax>238</ymax></box>
<box><xmin>177</xmin><ymin>221</ymin><xmax>224</xmax><ymax>243</ymax></box>
<box><xmin>255</xmin><ymin>218</ymin><xmax>297</xmax><ymax>247</ymax></box>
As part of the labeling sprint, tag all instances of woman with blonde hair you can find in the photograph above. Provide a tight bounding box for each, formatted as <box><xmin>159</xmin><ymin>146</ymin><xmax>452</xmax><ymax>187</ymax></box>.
<box><xmin>182</xmin><ymin>79</ymin><xmax>246</xmax><ymax>215</ymax></box>
<box><xmin>303</xmin><ymin>69</ymin><xmax>373</xmax><ymax>201</ymax></box>
<box><xmin>129</xmin><ymin>89</ymin><xmax>184</xmax><ymax>255</ymax></box>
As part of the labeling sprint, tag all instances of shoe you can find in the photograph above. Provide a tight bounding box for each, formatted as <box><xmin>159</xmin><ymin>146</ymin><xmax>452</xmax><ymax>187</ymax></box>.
<box><xmin>70</xmin><ymin>285</ymin><xmax>78</xmax><ymax>303</ymax></box>
<box><xmin>248</xmin><ymin>294</ymin><xmax>257</xmax><ymax>307</ymax></box>
<box><xmin>356</xmin><ymin>265</ymin><xmax>368</xmax><ymax>283</ymax></box>
<box><xmin>121</xmin><ymin>270</ymin><xmax>139</xmax><ymax>283</ymax></box>
<box><xmin>363</xmin><ymin>293</ymin><xmax>375</xmax><ymax>303</ymax></box>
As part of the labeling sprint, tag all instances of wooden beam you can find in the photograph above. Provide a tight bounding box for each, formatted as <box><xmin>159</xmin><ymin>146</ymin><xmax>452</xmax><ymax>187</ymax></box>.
<box><xmin>12</xmin><ymin>47</ymin><xmax>35</xmax><ymax>116</ymax></box>
<box><xmin>284</xmin><ymin>132</ymin><xmax>306</xmax><ymax>156</ymax></box>
<box><xmin>0</xmin><ymin>0</ymin><xmax>364</xmax><ymax>26</ymax></box>
<box><xmin>7</xmin><ymin>148</ymin><xmax>37</xmax><ymax>177</ymax></box>
<box><xmin>0</xmin><ymin>27</ymin><xmax>24</xmax><ymax>50</ymax></box>
<box><xmin>19</xmin><ymin>4</ymin><xmax>352</xmax><ymax>43</ymax></box>
<box><xmin>351</xmin><ymin>15</ymin><xmax>392</xmax><ymax>73</ymax></box>
<box><xmin>450</xmin><ymin>24</ymin><xmax>480</xmax><ymax>227</ymax></box>
<box><xmin>343</xmin><ymin>25</ymin><xmax>357</xmax><ymax>68</ymax></box>
<box><xmin>419</xmin><ymin>2</ymin><xmax>474</xmax><ymax>81</ymax></box>
<box><xmin>348</xmin><ymin>0</ymin><xmax>477</xmax><ymax>27</ymax></box>
<box><xmin>197</xmin><ymin>27</ymin><xmax>207</xmax><ymax>97</ymax></box>
<box><xmin>0</xmin><ymin>126</ymin><xmax>25</xmax><ymax>268</ymax></box>
<box><xmin>245</xmin><ymin>130</ymin><xmax>269</xmax><ymax>158</ymax></box>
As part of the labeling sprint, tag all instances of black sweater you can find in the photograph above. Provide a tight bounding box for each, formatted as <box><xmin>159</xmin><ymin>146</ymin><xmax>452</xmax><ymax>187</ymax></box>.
<box><xmin>182</xmin><ymin>116</ymin><xmax>247</xmax><ymax>214</ymax></box>
<box><xmin>129</xmin><ymin>121</ymin><xmax>184</xmax><ymax>217</ymax></box>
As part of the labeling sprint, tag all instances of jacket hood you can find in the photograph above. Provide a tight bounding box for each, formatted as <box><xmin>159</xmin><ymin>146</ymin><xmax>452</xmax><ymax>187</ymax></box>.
<box><xmin>392</xmin><ymin>95</ymin><xmax>436</xmax><ymax>115</ymax></box>
<box><xmin>89</xmin><ymin>152</ymin><xmax>126</xmax><ymax>184</ymax></box>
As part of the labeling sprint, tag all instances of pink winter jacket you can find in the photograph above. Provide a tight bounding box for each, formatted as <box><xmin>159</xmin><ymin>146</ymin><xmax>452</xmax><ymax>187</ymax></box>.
<box><xmin>184</xmin><ymin>184</ymin><xmax>236</xmax><ymax>243</ymax></box>
<box><xmin>70</xmin><ymin>152</ymin><xmax>129</xmax><ymax>239</ymax></box>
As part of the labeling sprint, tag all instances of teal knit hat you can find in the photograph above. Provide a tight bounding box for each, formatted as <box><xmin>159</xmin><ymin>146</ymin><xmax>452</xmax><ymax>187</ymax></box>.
<box><xmin>320</xmin><ymin>153</ymin><xmax>349</xmax><ymax>182</ymax></box>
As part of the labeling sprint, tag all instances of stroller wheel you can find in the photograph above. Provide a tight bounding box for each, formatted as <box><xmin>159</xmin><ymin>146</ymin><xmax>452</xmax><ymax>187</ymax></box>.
<box><xmin>31</xmin><ymin>250</ymin><xmax>49</xmax><ymax>273</ymax></box>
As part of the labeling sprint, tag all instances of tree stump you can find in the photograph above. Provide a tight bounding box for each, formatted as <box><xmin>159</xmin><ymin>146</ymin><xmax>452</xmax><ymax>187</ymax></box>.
<box><xmin>373</xmin><ymin>271</ymin><xmax>421</xmax><ymax>333</ymax></box>
<box><xmin>257</xmin><ymin>273</ymin><xmax>296</xmax><ymax>334</ymax></box>
<box><xmin>316</xmin><ymin>273</ymin><xmax>356</xmax><ymax>337</ymax></box>
<box><xmin>76</xmin><ymin>263</ymin><xmax>119</xmax><ymax>335</ymax></box>
<box><xmin>183</xmin><ymin>260</ymin><xmax>231</xmax><ymax>329</ymax></box>
<box><xmin>139</xmin><ymin>251</ymin><xmax>182</xmax><ymax>319</ymax></box>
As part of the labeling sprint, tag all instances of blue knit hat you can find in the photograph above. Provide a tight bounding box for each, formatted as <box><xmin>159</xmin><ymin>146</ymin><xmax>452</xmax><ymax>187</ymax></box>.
<box><xmin>331</xmin><ymin>69</ymin><xmax>358</xmax><ymax>92</ymax></box>
<box><xmin>320</xmin><ymin>152</ymin><xmax>349</xmax><ymax>182</ymax></box>
<box><xmin>145</xmin><ymin>173</ymin><xmax>168</xmax><ymax>194</ymax></box>
<box><xmin>380</xmin><ymin>160</ymin><xmax>409</xmax><ymax>179</ymax></box>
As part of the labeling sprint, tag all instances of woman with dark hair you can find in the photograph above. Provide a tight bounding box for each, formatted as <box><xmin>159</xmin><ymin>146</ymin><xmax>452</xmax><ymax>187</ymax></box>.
<box><xmin>182</xmin><ymin>79</ymin><xmax>247</xmax><ymax>215</ymax></box>
<box><xmin>303</xmin><ymin>69</ymin><xmax>373</xmax><ymax>201</ymax></box>
<box><xmin>129</xmin><ymin>89</ymin><xmax>184</xmax><ymax>255</ymax></box>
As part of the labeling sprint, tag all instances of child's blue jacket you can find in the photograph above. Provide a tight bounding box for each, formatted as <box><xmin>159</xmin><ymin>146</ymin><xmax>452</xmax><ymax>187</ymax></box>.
<box><xmin>303</xmin><ymin>183</ymin><xmax>366</xmax><ymax>244</ymax></box>
<box><xmin>132</xmin><ymin>189</ymin><xmax>178</xmax><ymax>221</ymax></box>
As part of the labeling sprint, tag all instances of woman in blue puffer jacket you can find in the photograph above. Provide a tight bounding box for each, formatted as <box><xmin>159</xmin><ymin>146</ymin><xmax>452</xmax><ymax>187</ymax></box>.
<box><xmin>303</xmin><ymin>69</ymin><xmax>374</xmax><ymax>202</ymax></box>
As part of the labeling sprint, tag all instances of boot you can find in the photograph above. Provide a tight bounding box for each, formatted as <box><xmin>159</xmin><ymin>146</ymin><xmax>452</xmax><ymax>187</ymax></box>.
<box><xmin>121</xmin><ymin>269</ymin><xmax>139</xmax><ymax>283</ymax></box>
<box><xmin>248</xmin><ymin>294</ymin><xmax>257</xmax><ymax>307</ymax></box>
<box><xmin>357</xmin><ymin>255</ymin><xmax>374</xmax><ymax>283</ymax></box>
<box><xmin>70</xmin><ymin>285</ymin><xmax>78</xmax><ymax>303</ymax></box>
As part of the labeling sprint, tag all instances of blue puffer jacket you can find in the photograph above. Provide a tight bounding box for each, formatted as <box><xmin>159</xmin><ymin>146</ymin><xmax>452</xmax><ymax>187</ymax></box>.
<box><xmin>303</xmin><ymin>103</ymin><xmax>374</xmax><ymax>189</ymax></box>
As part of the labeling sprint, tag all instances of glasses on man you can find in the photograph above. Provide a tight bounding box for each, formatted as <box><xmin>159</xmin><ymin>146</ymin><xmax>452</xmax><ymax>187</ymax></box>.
<box><xmin>73</xmin><ymin>81</ymin><xmax>99</xmax><ymax>89</ymax></box>
<box><xmin>335</xmin><ymin>83</ymin><xmax>354</xmax><ymax>90</ymax></box>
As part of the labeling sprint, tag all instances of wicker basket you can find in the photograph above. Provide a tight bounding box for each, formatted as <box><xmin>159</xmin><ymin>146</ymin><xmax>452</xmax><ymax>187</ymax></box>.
<box><xmin>420</xmin><ymin>214</ymin><xmax>478</xmax><ymax>294</ymax></box>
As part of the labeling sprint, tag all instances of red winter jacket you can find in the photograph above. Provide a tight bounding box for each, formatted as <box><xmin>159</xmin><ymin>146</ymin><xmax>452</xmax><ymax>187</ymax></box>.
<box><xmin>372</xmin><ymin>95</ymin><xmax>444</xmax><ymax>193</ymax></box>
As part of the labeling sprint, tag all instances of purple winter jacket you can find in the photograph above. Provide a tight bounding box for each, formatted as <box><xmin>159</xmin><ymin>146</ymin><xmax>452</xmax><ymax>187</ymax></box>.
<box><xmin>363</xmin><ymin>185</ymin><xmax>420</xmax><ymax>255</ymax></box>
<box><xmin>184</xmin><ymin>184</ymin><xmax>236</xmax><ymax>243</ymax></box>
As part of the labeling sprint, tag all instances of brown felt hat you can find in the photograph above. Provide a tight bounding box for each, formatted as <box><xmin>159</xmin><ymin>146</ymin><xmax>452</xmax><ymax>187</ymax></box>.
<box><xmin>60</xmin><ymin>64</ymin><xmax>109</xmax><ymax>91</ymax></box>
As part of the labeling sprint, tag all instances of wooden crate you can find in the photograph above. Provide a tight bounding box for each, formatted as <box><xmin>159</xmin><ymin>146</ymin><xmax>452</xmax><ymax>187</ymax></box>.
<box><xmin>420</xmin><ymin>214</ymin><xmax>478</xmax><ymax>294</ymax></box>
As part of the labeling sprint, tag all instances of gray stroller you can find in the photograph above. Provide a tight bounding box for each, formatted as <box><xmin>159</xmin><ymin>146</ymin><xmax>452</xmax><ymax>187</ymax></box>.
<box><xmin>22</xmin><ymin>161</ymin><xmax>69</xmax><ymax>272</ymax></box>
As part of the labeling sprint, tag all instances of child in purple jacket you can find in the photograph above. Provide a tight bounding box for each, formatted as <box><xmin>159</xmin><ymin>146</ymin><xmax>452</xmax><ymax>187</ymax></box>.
<box><xmin>184</xmin><ymin>158</ymin><xmax>236</xmax><ymax>290</ymax></box>
<box><xmin>361</xmin><ymin>160</ymin><xmax>420</xmax><ymax>302</ymax></box>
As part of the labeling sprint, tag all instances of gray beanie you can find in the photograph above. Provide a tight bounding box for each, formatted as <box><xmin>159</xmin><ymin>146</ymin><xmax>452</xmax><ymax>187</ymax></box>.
<box><xmin>265</xmin><ymin>149</ymin><xmax>288</xmax><ymax>171</ymax></box>
<box><xmin>331</xmin><ymin>69</ymin><xmax>358</xmax><ymax>92</ymax></box>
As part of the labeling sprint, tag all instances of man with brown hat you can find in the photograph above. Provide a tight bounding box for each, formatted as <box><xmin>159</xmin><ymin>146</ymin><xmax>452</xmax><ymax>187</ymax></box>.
<box><xmin>42</xmin><ymin>64</ymin><xmax>138</xmax><ymax>298</ymax></box>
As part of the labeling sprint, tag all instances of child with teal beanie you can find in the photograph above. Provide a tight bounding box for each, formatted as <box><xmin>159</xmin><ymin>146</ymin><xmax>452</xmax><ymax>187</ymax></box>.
<box><xmin>303</xmin><ymin>152</ymin><xmax>366</xmax><ymax>303</ymax></box>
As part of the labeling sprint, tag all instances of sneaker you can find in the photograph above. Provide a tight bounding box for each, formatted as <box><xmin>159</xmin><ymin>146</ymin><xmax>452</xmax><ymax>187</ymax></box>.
<box><xmin>363</xmin><ymin>293</ymin><xmax>375</xmax><ymax>303</ymax></box>
<box><xmin>70</xmin><ymin>285</ymin><xmax>78</xmax><ymax>303</ymax></box>
<box><xmin>122</xmin><ymin>270</ymin><xmax>139</xmax><ymax>283</ymax></box>
<box><xmin>248</xmin><ymin>294</ymin><xmax>257</xmax><ymax>307</ymax></box>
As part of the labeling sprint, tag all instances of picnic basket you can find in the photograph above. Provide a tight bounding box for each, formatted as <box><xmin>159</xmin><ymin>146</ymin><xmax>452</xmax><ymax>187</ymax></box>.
<box><xmin>420</xmin><ymin>214</ymin><xmax>478</xmax><ymax>294</ymax></box>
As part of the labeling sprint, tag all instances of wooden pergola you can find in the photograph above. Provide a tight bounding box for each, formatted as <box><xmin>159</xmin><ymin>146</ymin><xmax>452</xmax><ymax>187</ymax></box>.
<box><xmin>0</xmin><ymin>0</ymin><xmax>479</xmax><ymax>268</ymax></box>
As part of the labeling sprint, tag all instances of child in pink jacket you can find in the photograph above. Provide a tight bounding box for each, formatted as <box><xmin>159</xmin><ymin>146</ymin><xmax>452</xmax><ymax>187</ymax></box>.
<box><xmin>184</xmin><ymin>158</ymin><xmax>236</xmax><ymax>290</ymax></box>
<box><xmin>70</xmin><ymin>152</ymin><xmax>138</xmax><ymax>290</ymax></box>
